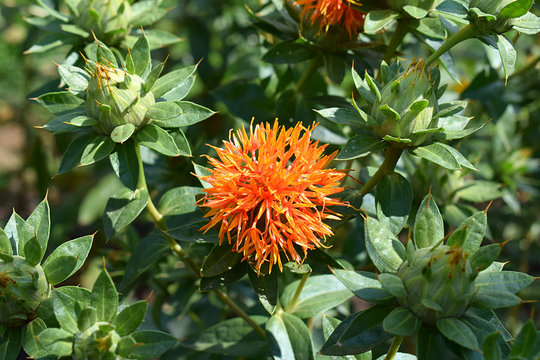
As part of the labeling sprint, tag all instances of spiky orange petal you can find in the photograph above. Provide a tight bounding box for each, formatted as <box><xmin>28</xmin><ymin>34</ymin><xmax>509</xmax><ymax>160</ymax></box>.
<box><xmin>197</xmin><ymin>120</ymin><xmax>347</xmax><ymax>274</ymax></box>
<box><xmin>295</xmin><ymin>0</ymin><xmax>366</xmax><ymax>37</ymax></box>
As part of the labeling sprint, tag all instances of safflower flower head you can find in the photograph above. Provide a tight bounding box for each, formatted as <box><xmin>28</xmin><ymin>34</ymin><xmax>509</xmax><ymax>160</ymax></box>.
<box><xmin>295</xmin><ymin>0</ymin><xmax>366</xmax><ymax>37</ymax></box>
<box><xmin>198</xmin><ymin>120</ymin><xmax>348</xmax><ymax>274</ymax></box>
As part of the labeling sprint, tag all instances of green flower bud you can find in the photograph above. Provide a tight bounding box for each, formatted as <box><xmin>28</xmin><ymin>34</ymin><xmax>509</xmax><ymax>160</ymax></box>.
<box><xmin>86</xmin><ymin>62</ymin><xmax>155</xmax><ymax>135</ymax></box>
<box><xmin>396</xmin><ymin>245</ymin><xmax>475</xmax><ymax>324</ymax></box>
<box><xmin>371</xmin><ymin>59</ymin><xmax>439</xmax><ymax>145</ymax></box>
<box><xmin>0</xmin><ymin>256</ymin><xmax>50</xmax><ymax>327</ymax></box>
<box><xmin>469</xmin><ymin>0</ymin><xmax>532</xmax><ymax>34</ymax></box>
<box><xmin>75</xmin><ymin>0</ymin><xmax>132</xmax><ymax>45</ymax></box>
<box><xmin>73</xmin><ymin>322</ymin><xmax>121</xmax><ymax>360</ymax></box>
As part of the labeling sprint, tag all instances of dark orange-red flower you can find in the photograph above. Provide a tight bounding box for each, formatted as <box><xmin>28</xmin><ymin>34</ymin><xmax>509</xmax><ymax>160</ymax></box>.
<box><xmin>198</xmin><ymin>121</ymin><xmax>347</xmax><ymax>273</ymax></box>
<box><xmin>295</xmin><ymin>0</ymin><xmax>366</xmax><ymax>37</ymax></box>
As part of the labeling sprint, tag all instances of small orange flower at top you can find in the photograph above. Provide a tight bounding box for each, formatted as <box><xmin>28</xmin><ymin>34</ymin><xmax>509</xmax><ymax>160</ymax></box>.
<box><xmin>198</xmin><ymin>120</ymin><xmax>347</xmax><ymax>274</ymax></box>
<box><xmin>295</xmin><ymin>0</ymin><xmax>366</xmax><ymax>37</ymax></box>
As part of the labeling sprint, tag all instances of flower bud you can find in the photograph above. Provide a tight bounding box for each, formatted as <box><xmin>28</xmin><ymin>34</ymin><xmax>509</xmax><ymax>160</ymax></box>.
<box><xmin>371</xmin><ymin>59</ymin><xmax>439</xmax><ymax>145</ymax></box>
<box><xmin>0</xmin><ymin>256</ymin><xmax>50</xmax><ymax>327</ymax></box>
<box><xmin>468</xmin><ymin>0</ymin><xmax>526</xmax><ymax>34</ymax></box>
<box><xmin>75</xmin><ymin>0</ymin><xmax>132</xmax><ymax>44</ymax></box>
<box><xmin>73</xmin><ymin>322</ymin><xmax>121</xmax><ymax>359</ymax></box>
<box><xmin>86</xmin><ymin>62</ymin><xmax>155</xmax><ymax>135</ymax></box>
<box><xmin>396</xmin><ymin>245</ymin><xmax>475</xmax><ymax>324</ymax></box>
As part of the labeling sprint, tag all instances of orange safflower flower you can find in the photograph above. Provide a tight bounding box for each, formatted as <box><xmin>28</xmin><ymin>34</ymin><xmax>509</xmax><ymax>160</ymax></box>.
<box><xmin>295</xmin><ymin>0</ymin><xmax>366</xmax><ymax>37</ymax></box>
<box><xmin>198</xmin><ymin>121</ymin><xmax>347</xmax><ymax>274</ymax></box>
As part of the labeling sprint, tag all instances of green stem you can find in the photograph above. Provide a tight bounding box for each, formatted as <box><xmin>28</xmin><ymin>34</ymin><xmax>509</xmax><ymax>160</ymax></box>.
<box><xmin>286</xmin><ymin>272</ymin><xmax>310</xmax><ymax>312</ymax></box>
<box><xmin>384</xmin><ymin>336</ymin><xmax>404</xmax><ymax>360</ymax></box>
<box><xmin>135</xmin><ymin>144</ymin><xmax>266</xmax><ymax>338</ymax></box>
<box><xmin>382</xmin><ymin>18</ymin><xmax>411</xmax><ymax>64</ymax></box>
<box><xmin>425</xmin><ymin>24</ymin><xmax>479</xmax><ymax>66</ymax></box>
<box><xmin>358</xmin><ymin>146</ymin><xmax>404</xmax><ymax>197</ymax></box>
<box><xmin>296</xmin><ymin>55</ymin><xmax>322</xmax><ymax>93</ymax></box>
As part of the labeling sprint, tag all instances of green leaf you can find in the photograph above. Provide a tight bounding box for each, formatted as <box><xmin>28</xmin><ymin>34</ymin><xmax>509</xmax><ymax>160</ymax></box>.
<box><xmin>499</xmin><ymin>0</ymin><xmax>534</xmax><ymax>18</ymax></box>
<box><xmin>21</xmin><ymin>318</ymin><xmax>47</xmax><ymax>358</ymax></box>
<box><xmin>437</xmin><ymin>100</ymin><xmax>467</xmax><ymax>118</ymax></box>
<box><xmin>414</xmin><ymin>193</ymin><xmax>444</xmax><ymax>249</ymax></box>
<box><xmin>111</xmin><ymin>124</ymin><xmax>136</xmax><ymax>143</ymax></box>
<box><xmin>130</xmin><ymin>34</ymin><xmax>151</xmax><ymax>76</ymax></box>
<box><xmin>475</xmin><ymin>270</ymin><xmax>533</xmax><ymax>294</ymax></box>
<box><xmin>337</xmin><ymin>134</ymin><xmax>385</xmax><ymax>160</ymax></box>
<box><xmin>119</xmin><ymin>232</ymin><xmax>169</xmax><ymax>291</ymax></box>
<box><xmin>42</xmin><ymin>235</ymin><xmax>93</xmax><ymax>285</ymax></box>
<box><xmin>201</xmin><ymin>243</ymin><xmax>243</xmax><ymax>277</ymax></box>
<box><xmin>135</xmin><ymin>124</ymin><xmax>180</xmax><ymax>156</ymax></box>
<box><xmin>117</xmin><ymin>335</ymin><xmax>136</xmax><ymax>357</ymax></box>
<box><xmin>103</xmin><ymin>188</ymin><xmax>149</xmax><ymax>239</ymax></box>
<box><xmin>364</xmin><ymin>10</ymin><xmax>399</xmax><ymax>33</ymax></box>
<box><xmin>495</xmin><ymin>34</ymin><xmax>516</xmax><ymax>81</ymax></box>
<box><xmin>35</xmin><ymin>328</ymin><xmax>72</xmax><ymax>357</ymax></box>
<box><xmin>376</xmin><ymin>173</ymin><xmax>412</xmax><ymax>235</ymax></box>
<box><xmin>0</xmin><ymin>327</ymin><xmax>20</xmax><ymax>360</ymax></box>
<box><xmin>352</xmin><ymin>67</ymin><xmax>376</xmax><ymax>106</ymax></box>
<box><xmin>248</xmin><ymin>270</ymin><xmax>278</xmax><ymax>315</ymax></box>
<box><xmin>167</xmin><ymin>221</ymin><xmax>219</xmax><ymax>243</ymax></box>
<box><xmin>43</xmin><ymin>110</ymin><xmax>87</xmax><ymax>133</ymax></box>
<box><xmin>91</xmin><ymin>268</ymin><xmax>118</xmax><ymax>323</ymax></box>
<box><xmin>143</xmin><ymin>60</ymin><xmax>165</xmax><ymax>93</ymax></box>
<box><xmin>331</xmin><ymin>269</ymin><xmax>392</xmax><ymax>303</ymax></box>
<box><xmin>3</xmin><ymin>212</ymin><xmax>24</xmax><ymax>255</ymax></box>
<box><xmin>66</xmin><ymin>115</ymin><xmax>98</xmax><ymax>127</ymax></box>
<box><xmin>161</xmin><ymin>76</ymin><xmax>196</xmax><ymax>102</ymax></box>
<box><xmin>468</xmin><ymin>243</ymin><xmax>501</xmax><ymax>272</ymax></box>
<box><xmin>52</xmin><ymin>289</ymin><xmax>82</xmax><ymax>334</ymax></box>
<box><xmin>364</xmin><ymin>217</ymin><xmax>404</xmax><ymax>273</ymax></box>
<box><xmin>378</xmin><ymin>273</ymin><xmax>407</xmax><ymax>298</ymax></box>
<box><xmin>158</xmin><ymin>186</ymin><xmax>201</xmax><ymax>216</ymax></box>
<box><xmin>281</xmin><ymin>275</ymin><xmax>353</xmax><ymax>318</ymax></box>
<box><xmin>58</xmin><ymin>134</ymin><xmax>105</xmax><ymax>174</ymax></box>
<box><xmin>446</xmin><ymin>210</ymin><xmax>487</xmax><ymax>253</ymax></box>
<box><xmin>455</xmin><ymin>181</ymin><xmax>502</xmax><ymax>202</ymax></box>
<box><xmin>181</xmin><ymin>316</ymin><xmax>269</xmax><ymax>357</ymax></box>
<box><xmin>364</xmin><ymin>72</ymin><xmax>381</xmax><ymax>102</ymax></box>
<box><xmin>471</xmin><ymin>290</ymin><xmax>521</xmax><ymax>308</ymax></box>
<box><xmin>115</xmin><ymin>301</ymin><xmax>147</xmax><ymax>336</ymax></box>
<box><xmin>77</xmin><ymin>306</ymin><xmax>97</xmax><ymax>332</ymax></box>
<box><xmin>322</xmin><ymin>315</ymin><xmax>372</xmax><ymax>360</ymax></box>
<box><xmin>436</xmin><ymin>318</ymin><xmax>479</xmax><ymax>350</ymax></box>
<box><xmin>512</xmin><ymin>11</ymin><xmax>540</xmax><ymax>34</ymax></box>
<box><xmin>96</xmin><ymin>42</ymin><xmax>117</xmax><ymax>67</ymax></box>
<box><xmin>482</xmin><ymin>332</ymin><xmax>502</xmax><ymax>360</ymax></box>
<box><xmin>151</xmin><ymin>65</ymin><xmax>197</xmax><ymax>99</ymax></box>
<box><xmin>266</xmin><ymin>312</ymin><xmax>314</xmax><ymax>360</ymax></box>
<box><xmin>150</xmin><ymin>101</ymin><xmax>215</xmax><ymax>128</ymax></box>
<box><xmin>130</xmin><ymin>330</ymin><xmax>177</xmax><ymax>359</ymax></box>
<box><xmin>403</xmin><ymin>5</ymin><xmax>428</xmax><ymax>18</ymax></box>
<box><xmin>58</xmin><ymin>64</ymin><xmax>89</xmax><ymax>94</ymax></box>
<box><xmin>199</xmin><ymin>262</ymin><xmax>249</xmax><ymax>291</ymax></box>
<box><xmin>320</xmin><ymin>305</ymin><xmax>394</xmax><ymax>356</ymax></box>
<box><xmin>262</xmin><ymin>40</ymin><xmax>314</xmax><ymax>64</ymax></box>
<box><xmin>21</xmin><ymin>197</ymin><xmax>50</xmax><ymax>265</ymax></box>
<box><xmin>383</xmin><ymin>307</ymin><xmax>421</xmax><ymax>336</ymax></box>
<box><xmin>0</xmin><ymin>228</ymin><xmax>12</xmax><ymax>256</ymax></box>
<box><xmin>410</xmin><ymin>142</ymin><xmax>461</xmax><ymax>170</ymax></box>
<box><xmin>379</xmin><ymin>104</ymin><xmax>400</xmax><ymax>122</ymax></box>
<box><xmin>315</xmin><ymin>107</ymin><xmax>365</xmax><ymax>126</ymax></box>
<box><xmin>510</xmin><ymin>319</ymin><xmax>537</xmax><ymax>357</ymax></box>
<box><xmin>109</xmin><ymin>140</ymin><xmax>140</xmax><ymax>191</ymax></box>
<box><xmin>34</xmin><ymin>91</ymin><xmax>85</xmax><ymax>115</ymax></box>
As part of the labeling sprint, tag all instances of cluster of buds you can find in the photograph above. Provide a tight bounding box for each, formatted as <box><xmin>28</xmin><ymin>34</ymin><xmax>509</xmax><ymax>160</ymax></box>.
<box><xmin>0</xmin><ymin>256</ymin><xmax>49</xmax><ymax>327</ymax></box>
<box><xmin>468</xmin><ymin>0</ymin><xmax>539</xmax><ymax>35</ymax></box>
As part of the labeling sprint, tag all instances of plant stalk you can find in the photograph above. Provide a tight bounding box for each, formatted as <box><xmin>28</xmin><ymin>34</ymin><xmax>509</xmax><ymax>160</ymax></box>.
<box><xmin>382</xmin><ymin>18</ymin><xmax>411</xmax><ymax>64</ymax></box>
<box><xmin>384</xmin><ymin>336</ymin><xmax>404</xmax><ymax>360</ymax></box>
<box><xmin>358</xmin><ymin>146</ymin><xmax>404</xmax><ymax>197</ymax></box>
<box><xmin>135</xmin><ymin>144</ymin><xmax>266</xmax><ymax>338</ymax></box>
<box><xmin>425</xmin><ymin>24</ymin><xmax>479</xmax><ymax>66</ymax></box>
<box><xmin>286</xmin><ymin>272</ymin><xmax>310</xmax><ymax>312</ymax></box>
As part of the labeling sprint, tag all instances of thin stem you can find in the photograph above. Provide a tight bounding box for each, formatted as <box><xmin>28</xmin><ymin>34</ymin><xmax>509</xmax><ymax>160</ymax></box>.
<box><xmin>358</xmin><ymin>146</ymin><xmax>404</xmax><ymax>197</ymax></box>
<box><xmin>384</xmin><ymin>336</ymin><xmax>404</xmax><ymax>360</ymax></box>
<box><xmin>134</xmin><ymin>144</ymin><xmax>266</xmax><ymax>338</ymax></box>
<box><xmin>296</xmin><ymin>55</ymin><xmax>322</xmax><ymax>93</ymax></box>
<box><xmin>215</xmin><ymin>290</ymin><xmax>267</xmax><ymax>338</ymax></box>
<box><xmin>286</xmin><ymin>272</ymin><xmax>310</xmax><ymax>312</ymax></box>
<box><xmin>383</xmin><ymin>19</ymin><xmax>411</xmax><ymax>64</ymax></box>
<box><xmin>425</xmin><ymin>25</ymin><xmax>479</xmax><ymax>66</ymax></box>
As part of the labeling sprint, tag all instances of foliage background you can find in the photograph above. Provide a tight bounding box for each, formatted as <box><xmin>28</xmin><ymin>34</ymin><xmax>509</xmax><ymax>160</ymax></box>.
<box><xmin>0</xmin><ymin>0</ymin><xmax>539</xmax><ymax>358</ymax></box>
